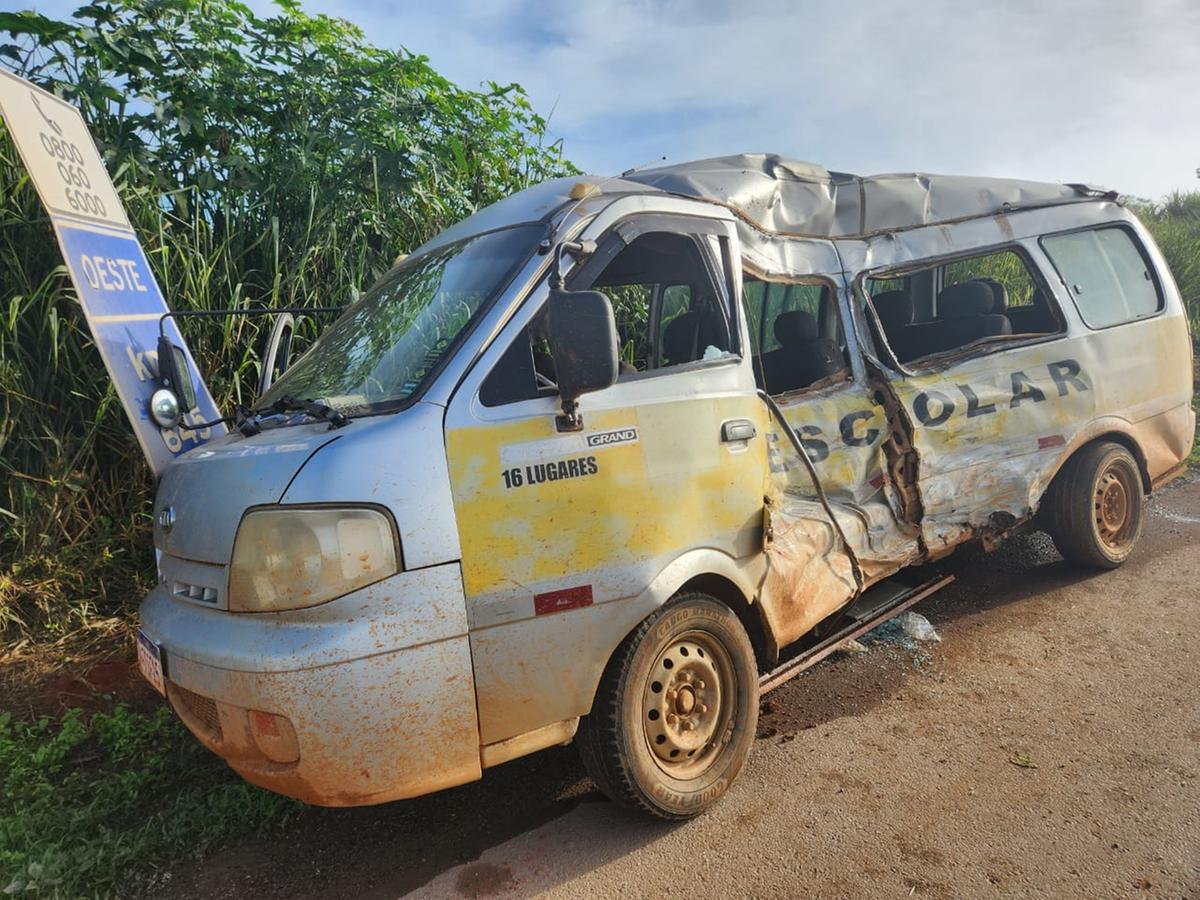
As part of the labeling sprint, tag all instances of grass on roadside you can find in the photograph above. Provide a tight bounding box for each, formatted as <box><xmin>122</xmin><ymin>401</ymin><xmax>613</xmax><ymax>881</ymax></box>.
<box><xmin>0</xmin><ymin>705</ymin><xmax>300</xmax><ymax>897</ymax></box>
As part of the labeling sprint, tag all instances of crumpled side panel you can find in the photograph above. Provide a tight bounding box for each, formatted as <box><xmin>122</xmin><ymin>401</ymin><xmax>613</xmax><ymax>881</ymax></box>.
<box><xmin>760</xmin><ymin>494</ymin><xmax>858</xmax><ymax>649</ymax></box>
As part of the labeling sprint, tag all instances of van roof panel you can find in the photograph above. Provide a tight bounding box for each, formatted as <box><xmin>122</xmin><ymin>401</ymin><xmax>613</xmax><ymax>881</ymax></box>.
<box><xmin>410</xmin><ymin>154</ymin><xmax>1112</xmax><ymax>259</ymax></box>
<box><xmin>622</xmin><ymin>153</ymin><xmax>1106</xmax><ymax>239</ymax></box>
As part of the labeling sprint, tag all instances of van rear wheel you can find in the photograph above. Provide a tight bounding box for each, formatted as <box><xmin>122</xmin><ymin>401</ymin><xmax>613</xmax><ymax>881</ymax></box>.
<box><xmin>1045</xmin><ymin>441</ymin><xmax>1144</xmax><ymax>569</ymax></box>
<box><xmin>576</xmin><ymin>592</ymin><xmax>759</xmax><ymax>820</ymax></box>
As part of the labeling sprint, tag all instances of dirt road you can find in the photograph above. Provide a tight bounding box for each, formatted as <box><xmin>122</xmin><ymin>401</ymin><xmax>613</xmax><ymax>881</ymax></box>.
<box><xmin>163</xmin><ymin>477</ymin><xmax>1200</xmax><ymax>899</ymax></box>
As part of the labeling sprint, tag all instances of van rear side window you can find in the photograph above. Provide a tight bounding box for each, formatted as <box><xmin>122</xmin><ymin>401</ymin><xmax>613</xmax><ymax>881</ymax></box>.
<box><xmin>1041</xmin><ymin>226</ymin><xmax>1163</xmax><ymax>329</ymax></box>
<box><xmin>864</xmin><ymin>246</ymin><xmax>1061</xmax><ymax>367</ymax></box>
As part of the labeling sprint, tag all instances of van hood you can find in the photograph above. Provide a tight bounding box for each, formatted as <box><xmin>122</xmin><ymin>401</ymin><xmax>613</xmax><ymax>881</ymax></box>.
<box><xmin>153</xmin><ymin>421</ymin><xmax>342</xmax><ymax>564</ymax></box>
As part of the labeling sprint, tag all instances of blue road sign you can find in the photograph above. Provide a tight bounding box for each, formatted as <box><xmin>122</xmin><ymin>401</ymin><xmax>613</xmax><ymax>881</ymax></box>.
<box><xmin>56</xmin><ymin>225</ymin><xmax>168</xmax><ymax>318</ymax></box>
<box><xmin>52</xmin><ymin>221</ymin><xmax>229</xmax><ymax>473</ymax></box>
<box><xmin>0</xmin><ymin>69</ymin><xmax>227</xmax><ymax>476</ymax></box>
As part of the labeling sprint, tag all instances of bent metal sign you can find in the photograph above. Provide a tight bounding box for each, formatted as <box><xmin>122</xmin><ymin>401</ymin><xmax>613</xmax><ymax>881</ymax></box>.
<box><xmin>0</xmin><ymin>69</ymin><xmax>224</xmax><ymax>476</ymax></box>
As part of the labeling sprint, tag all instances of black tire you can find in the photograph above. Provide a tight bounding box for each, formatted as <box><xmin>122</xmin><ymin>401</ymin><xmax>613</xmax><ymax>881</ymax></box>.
<box><xmin>1044</xmin><ymin>441</ymin><xmax>1144</xmax><ymax>569</ymax></box>
<box><xmin>576</xmin><ymin>592</ymin><xmax>759</xmax><ymax>820</ymax></box>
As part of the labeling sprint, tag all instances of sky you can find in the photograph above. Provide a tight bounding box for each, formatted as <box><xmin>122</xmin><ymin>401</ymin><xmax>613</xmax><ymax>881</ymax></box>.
<box><xmin>18</xmin><ymin>0</ymin><xmax>1200</xmax><ymax>200</ymax></box>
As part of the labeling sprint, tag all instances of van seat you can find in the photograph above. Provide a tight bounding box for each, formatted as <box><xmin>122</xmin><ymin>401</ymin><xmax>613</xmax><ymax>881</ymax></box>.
<box><xmin>872</xmin><ymin>290</ymin><xmax>914</xmax><ymax>331</ymax></box>
<box><xmin>870</xmin><ymin>290</ymin><xmax>919</xmax><ymax>361</ymax></box>
<box><xmin>912</xmin><ymin>281</ymin><xmax>1011</xmax><ymax>356</ymax></box>
<box><xmin>761</xmin><ymin>310</ymin><xmax>843</xmax><ymax>393</ymax></box>
<box><xmin>662</xmin><ymin>312</ymin><xmax>701</xmax><ymax>365</ymax></box>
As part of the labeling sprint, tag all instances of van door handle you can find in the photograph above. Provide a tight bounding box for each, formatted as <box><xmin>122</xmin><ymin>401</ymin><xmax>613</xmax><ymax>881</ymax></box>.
<box><xmin>721</xmin><ymin>419</ymin><xmax>757</xmax><ymax>443</ymax></box>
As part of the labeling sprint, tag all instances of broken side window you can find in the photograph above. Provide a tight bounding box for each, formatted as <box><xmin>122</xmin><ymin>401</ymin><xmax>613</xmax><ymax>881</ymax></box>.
<box><xmin>481</xmin><ymin>230</ymin><xmax>734</xmax><ymax>406</ymax></box>
<box><xmin>864</xmin><ymin>246</ymin><xmax>1063</xmax><ymax>367</ymax></box>
<box><xmin>939</xmin><ymin>249</ymin><xmax>1062</xmax><ymax>336</ymax></box>
<box><xmin>592</xmin><ymin>232</ymin><xmax>733</xmax><ymax>372</ymax></box>
<box><xmin>865</xmin><ymin>275</ymin><xmax>909</xmax><ymax>298</ymax></box>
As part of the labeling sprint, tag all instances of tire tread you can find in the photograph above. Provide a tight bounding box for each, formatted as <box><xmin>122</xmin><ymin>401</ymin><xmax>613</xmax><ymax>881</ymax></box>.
<box><xmin>576</xmin><ymin>604</ymin><xmax>664</xmax><ymax>817</ymax></box>
<box><xmin>576</xmin><ymin>592</ymin><xmax>755</xmax><ymax>820</ymax></box>
<box><xmin>1045</xmin><ymin>441</ymin><xmax>1142</xmax><ymax>569</ymax></box>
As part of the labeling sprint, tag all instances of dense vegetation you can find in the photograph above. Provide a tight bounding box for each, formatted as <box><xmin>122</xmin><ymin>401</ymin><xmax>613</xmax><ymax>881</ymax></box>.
<box><xmin>1132</xmin><ymin>191</ymin><xmax>1200</xmax><ymax>338</ymax></box>
<box><xmin>0</xmin><ymin>0</ymin><xmax>573</xmax><ymax>639</ymax></box>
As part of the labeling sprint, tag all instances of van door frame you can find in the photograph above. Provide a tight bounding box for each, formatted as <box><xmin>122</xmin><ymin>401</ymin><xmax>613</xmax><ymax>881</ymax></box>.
<box><xmin>745</xmin><ymin>252</ymin><xmax>924</xmax><ymax>594</ymax></box>
<box><xmin>566</xmin><ymin>211</ymin><xmax>742</xmax><ymax>371</ymax></box>
<box><xmin>442</xmin><ymin>195</ymin><xmax>777</xmax><ymax>750</ymax></box>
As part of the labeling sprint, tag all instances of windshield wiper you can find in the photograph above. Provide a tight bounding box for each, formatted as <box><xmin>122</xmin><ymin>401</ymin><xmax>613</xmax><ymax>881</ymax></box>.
<box><xmin>246</xmin><ymin>395</ymin><xmax>349</xmax><ymax>433</ymax></box>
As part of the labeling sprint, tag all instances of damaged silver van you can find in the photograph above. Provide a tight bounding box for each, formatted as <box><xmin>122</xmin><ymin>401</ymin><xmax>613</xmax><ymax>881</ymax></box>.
<box><xmin>136</xmin><ymin>155</ymin><xmax>1194</xmax><ymax>818</ymax></box>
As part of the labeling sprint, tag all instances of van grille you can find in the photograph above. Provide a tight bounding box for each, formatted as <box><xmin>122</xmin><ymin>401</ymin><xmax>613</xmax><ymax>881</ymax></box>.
<box><xmin>169</xmin><ymin>683</ymin><xmax>223</xmax><ymax>741</ymax></box>
<box><xmin>172</xmin><ymin>581</ymin><xmax>218</xmax><ymax>604</ymax></box>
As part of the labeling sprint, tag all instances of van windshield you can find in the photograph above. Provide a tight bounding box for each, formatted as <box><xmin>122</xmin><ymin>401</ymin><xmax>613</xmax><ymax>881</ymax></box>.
<box><xmin>259</xmin><ymin>224</ymin><xmax>539</xmax><ymax>416</ymax></box>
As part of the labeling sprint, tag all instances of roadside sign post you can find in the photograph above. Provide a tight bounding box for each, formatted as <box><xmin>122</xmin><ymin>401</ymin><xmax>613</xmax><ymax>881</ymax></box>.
<box><xmin>0</xmin><ymin>68</ymin><xmax>226</xmax><ymax>476</ymax></box>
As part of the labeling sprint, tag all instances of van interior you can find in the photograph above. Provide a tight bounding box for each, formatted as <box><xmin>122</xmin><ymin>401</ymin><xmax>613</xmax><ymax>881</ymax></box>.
<box><xmin>742</xmin><ymin>279</ymin><xmax>850</xmax><ymax>395</ymax></box>
<box><xmin>864</xmin><ymin>248</ymin><xmax>1062</xmax><ymax>366</ymax></box>
<box><xmin>482</xmin><ymin>241</ymin><xmax>1066</xmax><ymax>407</ymax></box>
<box><xmin>481</xmin><ymin>231</ymin><xmax>737</xmax><ymax>406</ymax></box>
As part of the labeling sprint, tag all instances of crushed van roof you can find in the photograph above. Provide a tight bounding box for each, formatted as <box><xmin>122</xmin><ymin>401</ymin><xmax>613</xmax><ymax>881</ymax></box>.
<box><xmin>622</xmin><ymin>153</ymin><xmax>1107</xmax><ymax>239</ymax></box>
<box><xmin>412</xmin><ymin>153</ymin><xmax>1111</xmax><ymax>258</ymax></box>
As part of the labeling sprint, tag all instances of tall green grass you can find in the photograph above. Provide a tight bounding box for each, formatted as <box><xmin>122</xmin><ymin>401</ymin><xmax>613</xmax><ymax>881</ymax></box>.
<box><xmin>0</xmin><ymin>705</ymin><xmax>299</xmax><ymax>895</ymax></box>
<box><xmin>0</xmin><ymin>0</ymin><xmax>573</xmax><ymax>641</ymax></box>
<box><xmin>1137</xmin><ymin>193</ymin><xmax>1200</xmax><ymax>337</ymax></box>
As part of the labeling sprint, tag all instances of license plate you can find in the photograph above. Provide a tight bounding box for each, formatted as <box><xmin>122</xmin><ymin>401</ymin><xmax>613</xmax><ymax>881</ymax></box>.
<box><xmin>136</xmin><ymin>628</ymin><xmax>166</xmax><ymax>696</ymax></box>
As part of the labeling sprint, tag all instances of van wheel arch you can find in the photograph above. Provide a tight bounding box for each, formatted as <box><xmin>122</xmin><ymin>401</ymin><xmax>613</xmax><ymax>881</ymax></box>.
<box><xmin>1042</xmin><ymin>440</ymin><xmax>1145</xmax><ymax>568</ymax></box>
<box><xmin>675</xmin><ymin>573</ymin><xmax>776</xmax><ymax>671</ymax></box>
<box><xmin>1045</xmin><ymin>431</ymin><xmax>1151</xmax><ymax>502</ymax></box>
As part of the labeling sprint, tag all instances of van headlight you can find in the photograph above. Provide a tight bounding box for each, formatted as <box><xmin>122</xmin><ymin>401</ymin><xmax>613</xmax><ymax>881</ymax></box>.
<box><xmin>228</xmin><ymin>507</ymin><xmax>399</xmax><ymax>613</ymax></box>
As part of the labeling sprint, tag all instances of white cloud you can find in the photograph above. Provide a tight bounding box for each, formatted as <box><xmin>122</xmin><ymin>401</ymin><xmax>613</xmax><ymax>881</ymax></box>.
<box><xmin>25</xmin><ymin>0</ymin><xmax>1200</xmax><ymax>197</ymax></box>
<box><xmin>284</xmin><ymin>0</ymin><xmax>1200</xmax><ymax>199</ymax></box>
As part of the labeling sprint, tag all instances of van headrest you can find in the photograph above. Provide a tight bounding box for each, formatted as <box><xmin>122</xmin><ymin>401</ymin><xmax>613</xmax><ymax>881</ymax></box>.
<box><xmin>774</xmin><ymin>310</ymin><xmax>819</xmax><ymax>346</ymax></box>
<box><xmin>975</xmin><ymin>277</ymin><xmax>1009</xmax><ymax>313</ymax></box>
<box><xmin>871</xmin><ymin>290</ymin><xmax>913</xmax><ymax>330</ymax></box>
<box><xmin>662</xmin><ymin>311</ymin><xmax>700</xmax><ymax>364</ymax></box>
<box><xmin>938</xmin><ymin>281</ymin><xmax>995</xmax><ymax>318</ymax></box>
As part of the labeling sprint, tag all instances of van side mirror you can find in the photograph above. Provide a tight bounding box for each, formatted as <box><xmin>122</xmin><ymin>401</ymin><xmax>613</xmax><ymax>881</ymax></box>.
<box><xmin>149</xmin><ymin>334</ymin><xmax>197</xmax><ymax>429</ymax></box>
<box><xmin>545</xmin><ymin>286</ymin><xmax>619</xmax><ymax>430</ymax></box>
<box><xmin>258</xmin><ymin>312</ymin><xmax>295</xmax><ymax>396</ymax></box>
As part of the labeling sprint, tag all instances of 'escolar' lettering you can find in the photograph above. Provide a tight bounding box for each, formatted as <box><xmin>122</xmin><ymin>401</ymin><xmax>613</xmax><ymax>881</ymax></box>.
<box><xmin>778</xmin><ymin>358</ymin><xmax>1090</xmax><ymax>456</ymax></box>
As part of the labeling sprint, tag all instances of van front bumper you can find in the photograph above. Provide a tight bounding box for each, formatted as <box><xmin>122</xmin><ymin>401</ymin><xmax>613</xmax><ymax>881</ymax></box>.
<box><xmin>139</xmin><ymin>563</ymin><xmax>482</xmax><ymax>806</ymax></box>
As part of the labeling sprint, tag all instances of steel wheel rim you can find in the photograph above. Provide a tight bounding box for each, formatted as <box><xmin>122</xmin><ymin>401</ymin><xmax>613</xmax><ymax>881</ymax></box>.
<box><xmin>641</xmin><ymin>629</ymin><xmax>736</xmax><ymax>779</ymax></box>
<box><xmin>1094</xmin><ymin>460</ymin><xmax>1136</xmax><ymax>551</ymax></box>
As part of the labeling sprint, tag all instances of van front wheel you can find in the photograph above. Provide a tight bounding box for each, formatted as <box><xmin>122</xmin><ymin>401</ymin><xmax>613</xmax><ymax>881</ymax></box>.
<box><xmin>576</xmin><ymin>592</ymin><xmax>759</xmax><ymax>820</ymax></box>
<box><xmin>1045</xmin><ymin>441</ymin><xmax>1144</xmax><ymax>569</ymax></box>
